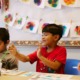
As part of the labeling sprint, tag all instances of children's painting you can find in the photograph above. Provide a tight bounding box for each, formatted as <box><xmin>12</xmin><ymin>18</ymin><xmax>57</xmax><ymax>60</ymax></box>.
<box><xmin>13</xmin><ymin>17</ymin><xmax>26</xmax><ymax>30</ymax></box>
<box><xmin>61</xmin><ymin>0</ymin><xmax>77</xmax><ymax>7</ymax></box>
<box><xmin>62</xmin><ymin>23</ymin><xmax>70</xmax><ymax>37</ymax></box>
<box><xmin>4</xmin><ymin>13</ymin><xmax>16</xmax><ymax>27</ymax></box>
<box><xmin>45</xmin><ymin>0</ymin><xmax>61</xmax><ymax>9</ymax></box>
<box><xmin>38</xmin><ymin>20</ymin><xmax>54</xmax><ymax>34</ymax></box>
<box><xmin>23</xmin><ymin>19</ymin><xmax>39</xmax><ymax>33</ymax></box>
<box><xmin>75</xmin><ymin>26</ymin><xmax>80</xmax><ymax>35</ymax></box>
<box><xmin>57</xmin><ymin>23</ymin><xmax>70</xmax><ymax>37</ymax></box>
<box><xmin>19</xmin><ymin>0</ymin><xmax>31</xmax><ymax>4</ymax></box>
<box><xmin>70</xmin><ymin>23</ymin><xmax>80</xmax><ymax>37</ymax></box>
<box><xmin>31</xmin><ymin>0</ymin><xmax>45</xmax><ymax>8</ymax></box>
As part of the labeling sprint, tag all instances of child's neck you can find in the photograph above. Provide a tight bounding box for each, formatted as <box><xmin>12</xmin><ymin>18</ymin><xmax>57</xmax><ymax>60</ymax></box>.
<box><xmin>47</xmin><ymin>44</ymin><xmax>57</xmax><ymax>53</ymax></box>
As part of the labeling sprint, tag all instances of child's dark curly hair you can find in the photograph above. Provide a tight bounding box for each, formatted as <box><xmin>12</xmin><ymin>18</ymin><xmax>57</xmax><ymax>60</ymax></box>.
<box><xmin>42</xmin><ymin>24</ymin><xmax>63</xmax><ymax>40</ymax></box>
<box><xmin>0</xmin><ymin>28</ymin><xmax>10</xmax><ymax>43</ymax></box>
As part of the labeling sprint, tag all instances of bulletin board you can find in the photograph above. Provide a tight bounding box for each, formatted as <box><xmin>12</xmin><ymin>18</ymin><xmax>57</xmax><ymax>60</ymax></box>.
<box><xmin>0</xmin><ymin>0</ymin><xmax>80</xmax><ymax>46</ymax></box>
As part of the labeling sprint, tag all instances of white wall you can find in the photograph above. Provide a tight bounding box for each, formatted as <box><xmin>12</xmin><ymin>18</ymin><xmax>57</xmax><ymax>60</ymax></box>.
<box><xmin>16</xmin><ymin>46</ymin><xmax>80</xmax><ymax>71</ymax></box>
<box><xmin>1</xmin><ymin>0</ymin><xmax>80</xmax><ymax>41</ymax></box>
<box><xmin>16</xmin><ymin>46</ymin><xmax>37</xmax><ymax>71</ymax></box>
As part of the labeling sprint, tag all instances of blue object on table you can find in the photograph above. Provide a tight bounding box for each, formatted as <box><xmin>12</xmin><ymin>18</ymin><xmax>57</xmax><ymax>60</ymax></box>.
<box><xmin>64</xmin><ymin>59</ymin><xmax>80</xmax><ymax>75</ymax></box>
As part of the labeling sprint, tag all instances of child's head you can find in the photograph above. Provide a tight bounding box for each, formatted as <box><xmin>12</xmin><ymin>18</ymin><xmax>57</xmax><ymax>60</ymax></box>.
<box><xmin>0</xmin><ymin>28</ymin><xmax>10</xmax><ymax>53</ymax></box>
<box><xmin>42</xmin><ymin>24</ymin><xmax>63</xmax><ymax>46</ymax></box>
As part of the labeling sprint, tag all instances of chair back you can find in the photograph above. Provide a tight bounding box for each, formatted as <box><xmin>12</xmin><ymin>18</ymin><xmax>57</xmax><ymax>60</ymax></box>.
<box><xmin>64</xmin><ymin>59</ymin><xmax>80</xmax><ymax>75</ymax></box>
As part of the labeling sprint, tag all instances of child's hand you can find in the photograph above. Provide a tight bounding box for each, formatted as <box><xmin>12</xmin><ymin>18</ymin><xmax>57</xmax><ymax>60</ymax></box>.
<box><xmin>37</xmin><ymin>42</ymin><xmax>42</xmax><ymax>58</ymax></box>
<box><xmin>8</xmin><ymin>44</ymin><xmax>18</xmax><ymax>56</ymax></box>
<box><xmin>78</xmin><ymin>63</ymin><xmax>80</xmax><ymax>70</ymax></box>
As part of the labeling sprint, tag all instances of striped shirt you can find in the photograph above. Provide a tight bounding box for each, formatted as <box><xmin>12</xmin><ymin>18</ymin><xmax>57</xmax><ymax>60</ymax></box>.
<box><xmin>0</xmin><ymin>51</ymin><xmax>18</xmax><ymax>70</ymax></box>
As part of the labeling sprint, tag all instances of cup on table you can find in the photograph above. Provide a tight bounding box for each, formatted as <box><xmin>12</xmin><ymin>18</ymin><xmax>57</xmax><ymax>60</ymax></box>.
<box><xmin>0</xmin><ymin>62</ymin><xmax>2</xmax><ymax>71</ymax></box>
<box><xmin>0</xmin><ymin>62</ymin><xmax>2</xmax><ymax>76</ymax></box>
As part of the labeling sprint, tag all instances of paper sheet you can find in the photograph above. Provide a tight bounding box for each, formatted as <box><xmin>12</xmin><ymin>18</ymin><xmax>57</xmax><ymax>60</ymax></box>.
<box><xmin>29</xmin><ymin>73</ymin><xmax>73</xmax><ymax>80</ymax></box>
<box><xmin>1</xmin><ymin>69</ymin><xmax>25</xmax><ymax>75</ymax></box>
<box><xmin>20</xmin><ymin>72</ymin><xmax>37</xmax><ymax>77</ymax></box>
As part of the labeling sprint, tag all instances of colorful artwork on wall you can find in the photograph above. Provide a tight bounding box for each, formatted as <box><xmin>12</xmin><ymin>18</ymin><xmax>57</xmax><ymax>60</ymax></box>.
<box><xmin>34</xmin><ymin>0</ymin><xmax>42</xmax><ymax>6</ymax></box>
<box><xmin>46</xmin><ymin>0</ymin><xmax>61</xmax><ymax>9</ymax></box>
<box><xmin>4</xmin><ymin>13</ymin><xmax>16</xmax><ymax>27</ymax></box>
<box><xmin>70</xmin><ymin>23</ymin><xmax>80</xmax><ymax>37</ymax></box>
<box><xmin>38</xmin><ymin>20</ymin><xmax>54</xmax><ymax>34</ymax></box>
<box><xmin>64</xmin><ymin>0</ymin><xmax>75</xmax><ymax>5</ymax></box>
<box><xmin>62</xmin><ymin>23</ymin><xmax>70</xmax><ymax>37</ymax></box>
<box><xmin>19</xmin><ymin>0</ymin><xmax>31</xmax><ymax>4</ymax></box>
<box><xmin>75</xmin><ymin>26</ymin><xmax>80</xmax><ymax>35</ymax></box>
<box><xmin>23</xmin><ymin>19</ymin><xmax>39</xmax><ymax>33</ymax></box>
<box><xmin>32</xmin><ymin>0</ymin><xmax>45</xmax><ymax>8</ymax></box>
<box><xmin>61</xmin><ymin>0</ymin><xmax>77</xmax><ymax>7</ymax></box>
<box><xmin>4</xmin><ymin>14</ymin><xmax>12</xmax><ymax>23</ymax></box>
<box><xmin>57</xmin><ymin>23</ymin><xmax>70</xmax><ymax>37</ymax></box>
<box><xmin>13</xmin><ymin>17</ymin><xmax>26</xmax><ymax>29</ymax></box>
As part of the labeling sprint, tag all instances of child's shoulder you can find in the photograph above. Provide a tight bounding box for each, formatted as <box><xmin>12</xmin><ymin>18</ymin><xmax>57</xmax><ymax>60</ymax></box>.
<box><xmin>57</xmin><ymin>45</ymin><xmax>66</xmax><ymax>50</ymax></box>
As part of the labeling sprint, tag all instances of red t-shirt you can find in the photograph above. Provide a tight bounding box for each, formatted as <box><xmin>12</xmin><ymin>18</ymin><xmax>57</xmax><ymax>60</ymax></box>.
<box><xmin>28</xmin><ymin>45</ymin><xmax>67</xmax><ymax>74</ymax></box>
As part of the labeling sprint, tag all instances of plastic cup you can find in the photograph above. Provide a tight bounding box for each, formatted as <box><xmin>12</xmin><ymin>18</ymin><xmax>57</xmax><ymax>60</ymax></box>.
<box><xmin>0</xmin><ymin>62</ymin><xmax>2</xmax><ymax>71</ymax></box>
<box><xmin>0</xmin><ymin>62</ymin><xmax>2</xmax><ymax>76</ymax></box>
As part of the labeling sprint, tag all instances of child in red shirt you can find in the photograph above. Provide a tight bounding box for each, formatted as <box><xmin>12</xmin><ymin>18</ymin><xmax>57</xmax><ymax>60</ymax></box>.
<box><xmin>9</xmin><ymin>24</ymin><xmax>67</xmax><ymax>74</ymax></box>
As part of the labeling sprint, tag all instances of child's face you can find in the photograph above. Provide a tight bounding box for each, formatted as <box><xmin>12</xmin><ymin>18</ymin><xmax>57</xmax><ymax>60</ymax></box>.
<box><xmin>42</xmin><ymin>32</ymin><xmax>59</xmax><ymax>46</ymax></box>
<box><xmin>0</xmin><ymin>40</ymin><xmax>7</xmax><ymax>53</ymax></box>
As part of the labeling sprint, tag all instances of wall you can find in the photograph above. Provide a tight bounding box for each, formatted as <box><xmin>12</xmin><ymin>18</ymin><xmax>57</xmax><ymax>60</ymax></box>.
<box><xmin>1</xmin><ymin>0</ymin><xmax>80</xmax><ymax>41</ymax></box>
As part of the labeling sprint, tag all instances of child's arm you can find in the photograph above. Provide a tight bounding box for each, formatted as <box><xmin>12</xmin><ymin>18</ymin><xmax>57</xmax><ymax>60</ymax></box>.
<box><xmin>38</xmin><ymin>54</ymin><xmax>61</xmax><ymax>71</ymax></box>
<box><xmin>78</xmin><ymin>63</ymin><xmax>80</xmax><ymax>70</ymax></box>
<box><xmin>37</xmin><ymin>45</ymin><xmax>62</xmax><ymax>71</ymax></box>
<box><xmin>8</xmin><ymin>44</ymin><xmax>30</xmax><ymax>62</ymax></box>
